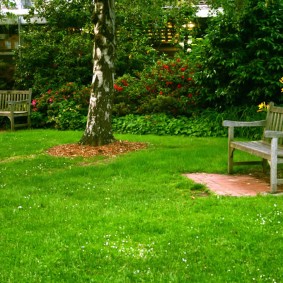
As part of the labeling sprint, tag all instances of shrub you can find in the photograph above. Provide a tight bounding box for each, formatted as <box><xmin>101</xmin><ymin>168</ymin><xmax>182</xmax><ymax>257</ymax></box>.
<box><xmin>14</xmin><ymin>28</ymin><xmax>93</xmax><ymax>94</ymax></box>
<box><xmin>31</xmin><ymin>82</ymin><xmax>90</xmax><ymax>129</ymax></box>
<box><xmin>113</xmin><ymin>106</ymin><xmax>265</xmax><ymax>138</ymax></box>
<box><xmin>190</xmin><ymin>0</ymin><xmax>283</xmax><ymax>109</ymax></box>
<box><xmin>29</xmin><ymin>79</ymin><xmax>265</xmax><ymax>138</ymax></box>
<box><xmin>113</xmin><ymin>54</ymin><xmax>201</xmax><ymax>117</ymax></box>
<box><xmin>0</xmin><ymin>60</ymin><xmax>15</xmax><ymax>89</ymax></box>
<box><xmin>53</xmin><ymin>100</ymin><xmax>87</xmax><ymax>130</ymax></box>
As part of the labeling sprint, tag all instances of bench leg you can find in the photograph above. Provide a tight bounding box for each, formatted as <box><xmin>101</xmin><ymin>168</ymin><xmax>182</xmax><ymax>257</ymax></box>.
<box><xmin>27</xmin><ymin>115</ymin><xmax>31</xmax><ymax>128</ymax></box>
<box><xmin>270</xmin><ymin>138</ymin><xmax>278</xmax><ymax>193</ymax></box>
<box><xmin>228</xmin><ymin>147</ymin><xmax>234</xmax><ymax>174</ymax></box>
<box><xmin>8</xmin><ymin>116</ymin><xmax>15</xmax><ymax>131</ymax></box>
<box><xmin>11</xmin><ymin>119</ymin><xmax>15</xmax><ymax>131</ymax></box>
<box><xmin>262</xmin><ymin>159</ymin><xmax>268</xmax><ymax>174</ymax></box>
<box><xmin>270</xmin><ymin>164</ymin><xmax>277</xmax><ymax>193</ymax></box>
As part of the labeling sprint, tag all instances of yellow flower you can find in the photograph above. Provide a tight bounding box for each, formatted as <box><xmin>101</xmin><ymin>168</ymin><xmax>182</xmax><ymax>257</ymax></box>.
<box><xmin>258</xmin><ymin>102</ymin><xmax>269</xmax><ymax>112</ymax></box>
<box><xmin>257</xmin><ymin>78</ymin><xmax>282</xmax><ymax>112</ymax></box>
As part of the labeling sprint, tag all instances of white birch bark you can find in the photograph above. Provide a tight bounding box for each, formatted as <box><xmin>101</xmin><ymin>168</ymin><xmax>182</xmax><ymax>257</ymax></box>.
<box><xmin>80</xmin><ymin>0</ymin><xmax>115</xmax><ymax>146</ymax></box>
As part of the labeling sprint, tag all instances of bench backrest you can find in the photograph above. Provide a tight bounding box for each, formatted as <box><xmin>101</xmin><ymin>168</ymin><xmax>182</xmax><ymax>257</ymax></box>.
<box><xmin>0</xmin><ymin>89</ymin><xmax>32</xmax><ymax>112</ymax></box>
<box><xmin>264</xmin><ymin>102</ymin><xmax>283</xmax><ymax>145</ymax></box>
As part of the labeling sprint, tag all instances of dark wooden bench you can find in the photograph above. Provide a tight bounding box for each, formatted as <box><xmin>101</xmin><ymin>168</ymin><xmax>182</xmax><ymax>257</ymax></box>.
<box><xmin>0</xmin><ymin>89</ymin><xmax>32</xmax><ymax>131</ymax></box>
<box><xmin>223</xmin><ymin>102</ymin><xmax>283</xmax><ymax>193</ymax></box>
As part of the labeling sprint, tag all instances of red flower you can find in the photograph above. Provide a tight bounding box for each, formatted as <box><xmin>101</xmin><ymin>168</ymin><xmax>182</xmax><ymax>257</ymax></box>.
<box><xmin>121</xmin><ymin>80</ymin><xmax>128</xmax><ymax>86</ymax></box>
<box><xmin>166</xmin><ymin>81</ymin><xmax>173</xmax><ymax>86</ymax></box>
<box><xmin>114</xmin><ymin>84</ymin><xmax>123</xmax><ymax>92</ymax></box>
<box><xmin>163</xmin><ymin>65</ymin><xmax>169</xmax><ymax>70</ymax></box>
<box><xmin>180</xmin><ymin>67</ymin><xmax>186</xmax><ymax>72</ymax></box>
<box><xmin>177</xmin><ymin>84</ymin><xmax>182</xmax><ymax>88</ymax></box>
<box><xmin>188</xmin><ymin>93</ymin><xmax>193</xmax><ymax>98</ymax></box>
<box><xmin>159</xmin><ymin>91</ymin><xmax>163</xmax><ymax>95</ymax></box>
<box><xmin>187</xmin><ymin>78</ymin><xmax>193</xmax><ymax>81</ymax></box>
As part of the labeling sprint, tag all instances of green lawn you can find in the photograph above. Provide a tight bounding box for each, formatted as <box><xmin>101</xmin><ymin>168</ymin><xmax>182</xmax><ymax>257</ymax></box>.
<box><xmin>0</xmin><ymin>130</ymin><xmax>282</xmax><ymax>282</ymax></box>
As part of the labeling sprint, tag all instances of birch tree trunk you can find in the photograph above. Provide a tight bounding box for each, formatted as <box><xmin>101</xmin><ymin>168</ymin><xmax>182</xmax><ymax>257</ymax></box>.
<box><xmin>80</xmin><ymin>0</ymin><xmax>115</xmax><ymax>146</ymax></box>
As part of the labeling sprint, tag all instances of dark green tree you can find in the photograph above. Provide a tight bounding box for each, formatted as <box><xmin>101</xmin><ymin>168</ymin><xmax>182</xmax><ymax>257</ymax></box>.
<box><xmin>192</xmin><ymin>0</ymin><xmax>283</xmax><ymax>109</ymax></box>
<box><xmin>14</xmin><ymin>0</ymin><xmax>93</xmax><ymax>93</ymax></box>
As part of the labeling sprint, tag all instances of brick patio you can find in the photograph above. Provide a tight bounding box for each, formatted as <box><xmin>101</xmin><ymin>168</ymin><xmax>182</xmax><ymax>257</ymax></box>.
<box><xmin>185</xmin><ymin>173</ymin><xmax>283</xmax><ymax>196</ymax></box>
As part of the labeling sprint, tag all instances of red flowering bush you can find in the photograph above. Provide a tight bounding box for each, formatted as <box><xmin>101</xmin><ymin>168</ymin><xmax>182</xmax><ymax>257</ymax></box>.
<box><xmin>31</xmin><ymin>82</ymin><xmax>90</xmax><ymax>129</ymax></box>
<box><xmin>113</xmin><ymin>74</ymin><xmax>142</xmax><ymax>116</ymax></box>
<box><xmin>113</xmin><ymin>55</ymin><xmax>200</xmax><ymax>117</ymax></box>
<box><xmin>29</xmin><ymin>56</ymin><xmax>201</xmax><ymax>129</ymax></box>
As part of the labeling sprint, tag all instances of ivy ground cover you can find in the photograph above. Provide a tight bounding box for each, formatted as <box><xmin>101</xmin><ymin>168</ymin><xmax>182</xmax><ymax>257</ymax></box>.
<box><xmin>0</xmin><ymin>130</ymin><xmax>283</xmax><ymax>282</ymax></box>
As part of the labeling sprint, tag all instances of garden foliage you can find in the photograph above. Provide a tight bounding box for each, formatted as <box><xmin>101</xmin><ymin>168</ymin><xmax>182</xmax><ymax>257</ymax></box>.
<box><xmin>113</xmin><ymin>55</ymin><xmax>200</xmax><ymax>117</ymax></box>
<box><xmin>14</xmin><ymin>26</ymin><xmax>93</xmax><ymax>94</ymax></box>
<box><xmin>30</xmin><ymin>55</ymin><xmax>201</xmax><ymax>129</ymax></box>
<box><xmin>14</xmin><ymin>0</ymin><xmax>198</xmax><ymax>94</ymax></box>
<box><xmin>112</xmin><ymin>107</ymin><xmax>265</xmax><ymax>139</ymax></box>
<box><xmin>31</xmin><ymin>77</ymin><xmax>265</xmax><ymax>138</ymax></box>
<box><xmin>31</xmin><ymin>82</ymin><xmax>89</xmax><ymax>130</ymax></box>
<box><xmin>114</xmin><ymin>0</ymin><xmax>198</xmax><ymax>76</ymax></box>
<box><xmin>191</xmin><ymin>0</ymin><xmax>283</xmax><ymax>109</ymax></box>
<box><xmin>5</xmin><ymin>0</ymin><xmax>283</xmax><ymax>137</ymax></box>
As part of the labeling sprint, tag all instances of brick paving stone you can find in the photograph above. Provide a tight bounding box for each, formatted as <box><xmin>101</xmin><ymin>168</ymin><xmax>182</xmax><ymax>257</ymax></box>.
<box><xmin>184</xmin><ymin>173</ymin><xmax>283</xmax><ymax>196</ymax></box>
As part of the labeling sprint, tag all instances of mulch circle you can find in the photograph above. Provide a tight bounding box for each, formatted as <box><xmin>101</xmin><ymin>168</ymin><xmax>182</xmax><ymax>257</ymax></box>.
<box><xmin>47</xmin><ymin>140</ymin><xmax>148</xmax><ymax>158</ymax></box>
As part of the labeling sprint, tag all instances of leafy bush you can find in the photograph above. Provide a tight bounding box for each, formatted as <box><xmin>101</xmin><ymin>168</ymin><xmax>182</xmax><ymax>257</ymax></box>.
<box><xmin>28</xmin><ymin>80</ymin><xmax>265</xmax><ymax>139</ymax></box>
<box><xmin>190</xmin><ymin>0</ymin><xmax>283</xmax><ymax>109</ymax></box>
<box><xmin>113</xmin><ymin>106</ymin><xmax>265</xmax><ymax>138</ymax></box>
<box><xmin>0</xmin><ymin>60</ymin><xmax>15</xmax><ymax>89</ymax></box>
<box><xmin>14</xmin><ymin>27</ymin><xmax>93</xmax><ymax>94</ymax></box>
<box><xmin>115</xmin><ymin>0</ymin><xmax>198</xmax><ymax>76</ymax></box>
<box><xmin>31</xmin><ymin>82</ymin><xmax>90</xmax><ymax>130</ymax></box>
<box><xmin>113</xmin><ymin>54</ymin><xmax>201</xmax><ymax>117</ymax></box>
<box><xmin>113</xmin><ymin>114</ymin><xmax>216</xmax><ymax>136</ymax></box>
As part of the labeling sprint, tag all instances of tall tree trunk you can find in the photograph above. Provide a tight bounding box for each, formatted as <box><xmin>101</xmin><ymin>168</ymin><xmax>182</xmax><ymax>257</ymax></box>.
<box><xmin>80</xmin><ymin>0</ymin><xmax>115</xmax><ymax>146</ymax></box>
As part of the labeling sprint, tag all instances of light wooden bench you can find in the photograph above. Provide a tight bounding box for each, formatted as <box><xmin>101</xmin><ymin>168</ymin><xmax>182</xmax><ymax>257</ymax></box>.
<box><xmin>0</xmin><ymin>89</ymin><xmax>32</xmax><ymax>131</ymax></box>
<box><xmin>223</xmin><ymin>102</ymin><xmax>283</xmax><ymax>193</ymax></box>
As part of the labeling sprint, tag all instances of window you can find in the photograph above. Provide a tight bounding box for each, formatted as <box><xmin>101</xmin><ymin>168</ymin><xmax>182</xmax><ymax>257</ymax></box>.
<box><xmin>20</xmin><ymin>0</ymin><xmax>32</xmax><ymax>8</ymax></box>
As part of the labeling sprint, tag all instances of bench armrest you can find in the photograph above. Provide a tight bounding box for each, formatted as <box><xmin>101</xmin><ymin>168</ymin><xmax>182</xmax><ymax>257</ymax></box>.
<box><xmin>223</xmin><ymin>120</ymin><xmax>266</xmax><ymax>142</ymax></box>
<box><xmin>264</xmin><ymin>130</ymin><xmax>283</xmax><ymax>138</ymax></box>
<box><xmin>223</xmin><ymin>120</ymin><xmax>266</xmax><ymax>127</ymax></box>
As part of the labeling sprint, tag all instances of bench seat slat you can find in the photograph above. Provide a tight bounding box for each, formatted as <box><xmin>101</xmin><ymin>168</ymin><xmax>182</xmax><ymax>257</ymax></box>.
<box><xmin>231</xmin><ymin>141</ymin><xmax>283</xmax><ymax>160</ymax></box>
<box><xmin>0</xmin><ymin>111</ymin><xmax>28</xmax><ymax>115</ymax></box>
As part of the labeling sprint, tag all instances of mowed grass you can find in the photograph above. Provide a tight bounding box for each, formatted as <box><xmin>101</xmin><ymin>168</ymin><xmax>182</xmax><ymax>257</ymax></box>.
<box><xmin>0</xmin><ymin>129</ymin><xmax>283</xmax><ymax>282</ymax></box>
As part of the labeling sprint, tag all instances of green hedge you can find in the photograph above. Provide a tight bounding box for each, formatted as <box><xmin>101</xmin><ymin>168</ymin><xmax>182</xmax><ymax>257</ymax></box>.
<box><xmin>113</xmin><ymin>107</ymin><xmax>265</xmax><ymax>138</ymax></box>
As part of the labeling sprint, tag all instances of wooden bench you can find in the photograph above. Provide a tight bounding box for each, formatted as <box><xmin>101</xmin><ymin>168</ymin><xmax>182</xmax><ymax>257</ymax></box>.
<box><xmin>223</xmin><ymin>102</ymin><xmax>283</xmax><ymax>193</ymax></box>
<box><xmin>0</xmin><ymin>89</ymin><xmax>32</xmax><ymax>131</ymax></box>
